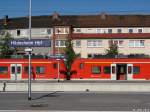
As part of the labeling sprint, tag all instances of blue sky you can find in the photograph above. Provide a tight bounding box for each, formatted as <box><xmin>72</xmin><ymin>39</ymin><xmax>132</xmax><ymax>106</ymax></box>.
<box><xmin>0</xmin><ymin>0</ymin><xmax>150</xmax><ymax>18</ymax></box>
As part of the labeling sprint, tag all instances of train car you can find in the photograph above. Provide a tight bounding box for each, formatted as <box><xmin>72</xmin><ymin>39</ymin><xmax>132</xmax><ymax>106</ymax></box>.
<box><xmin>0</xmin><ymin>59</ymin><xmax>66</xmax><ymax>80</ymax></box>
<box><xmin>71</xmin><ymin>58</ymin><xmax>150</xmax><ymax>80</ymax></box>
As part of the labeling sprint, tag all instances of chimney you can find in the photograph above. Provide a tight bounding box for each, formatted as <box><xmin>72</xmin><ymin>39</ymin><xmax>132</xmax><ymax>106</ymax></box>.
<box><xmin>100</xmin><ymin>12</ymin><xmax>107</xmax><ymax>20</ymax></box>
<box><xmin>52</xmin><ymin>12</ymin><xmax>60</xmax><ymax>21</ymax></box>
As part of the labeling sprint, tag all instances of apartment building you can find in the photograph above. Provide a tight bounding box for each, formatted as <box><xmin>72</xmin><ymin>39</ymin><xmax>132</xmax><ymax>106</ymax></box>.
<box><xmin>0</xmin><ymin>13</ymin><xmax>150</xmax><ymax>58</ymax></box>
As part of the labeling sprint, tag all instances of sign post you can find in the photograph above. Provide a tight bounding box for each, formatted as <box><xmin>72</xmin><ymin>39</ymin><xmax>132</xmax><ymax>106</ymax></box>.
<box><xmin>28</xmin><ymin>0</ymin><xmax>32</xmax><ymax>101</ymax></box>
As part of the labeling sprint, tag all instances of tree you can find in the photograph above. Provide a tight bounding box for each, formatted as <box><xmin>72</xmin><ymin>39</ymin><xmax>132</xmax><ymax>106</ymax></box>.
<box><xmin>106</xmin><ymin>40</ymin><xmax>118</xmax><ymax>57</ymax></box>
<box><xmin>0</xmin><ymin>31</ymin><xmax>17</xmax><ymax>58</ymax></box>
<box><xmin>64</xmin><ymin>39</ymin><xmax>77</xmax><ymax>80</ymax></box>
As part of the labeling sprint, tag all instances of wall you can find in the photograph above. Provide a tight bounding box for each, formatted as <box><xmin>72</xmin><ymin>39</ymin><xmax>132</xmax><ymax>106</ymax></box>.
<box><xmin>73</xmin><ymin>39</ymin><xmax>150</xmax><ymax>58</ymax></box>
<box><xmin>73</xmin><ymin>27</ymin><xmax>150</xmax><ymax>34</ymax></box>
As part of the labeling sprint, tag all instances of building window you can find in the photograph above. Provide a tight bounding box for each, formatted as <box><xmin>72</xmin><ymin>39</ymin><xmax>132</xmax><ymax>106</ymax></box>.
<box><xmin>0</xmin><ymin>66</ymin><xmax>8</xmax><ymax>74</ymax></box>
<box><xmin>55</xmin><ymin>28</ymin><xmax>69</xmax><ymax>34</ymax></box>
<box><xmin>65</xmin><ymin>28</ymin><xmax>69</xmax><ymax>34</ymax></box>
<box><xmin>133</xmin><ymin>66</ymin><xmax>140</xmax><ymax>74</ymax></box>
<box><xmin>87</xmin><ymin>40</ymin><xmax>102</xmax><ymax>47</ymax></box>
<box><xmin>36</xmin><ymin>66</ymin><xmax>45</xmax><ymax>74</ymax></box>
<box><xmin>87</xmin><ymin>28</ymin><xmax>92</xmax><ymax>30</ymax></box>
<box><xmin>128</xmin><ymin>28</ymin><xmax>133</xmax><ymax>33</ymax></box>
<box><xmin>117</xmin><ymin>29</ymin><xmax>122</xmax><ymax>33</ymax></box>
<box><xmin>108</xmin><ymin>29</ymin><xmax>112</xmax><ymax>33</ymax></box>
<box><xmin>138</xmin><ymin>29</ymin><xmax>143</xmax><ymax>33</ymax></box>
<box><xmin>47</xmin><ymin>29</ymin><xmax>51</xmax><ymax>34</ymax></box>
<box><xmin>112</xmin><ymin>40</ymin><xmax>124</xmax><ymax>47</ymax></box>
<box><xmin>104</xmin><ymin>66</ymin><xmax>111</xmax><ymax>74</ymax></box>
<box><xmin>17</xmin><ymin>30</ymin><xmax>20</xmax><ymax>36</ymax></box>
<box><xmin>92</xmin><ymin>66</ymin><xmax>101</xmax><ymax>74</ymax></box>
<box><xmin>55</xmin><ymin>40</ymin><xmax>66</xmax><ymax>47</ymax></box>
<box><xmin>20</xmin><ymin>30</ymin><xmax>28</xmax><ymax>36</ymax></box>
<box><xmin>88</xmin><ymin>54</ymin><xmax>92</xmax><ymax>58</ymax></box>
<box><xmin>40</xmin><ymin>29</ymin><xmax>47</xmax><ymax>34</ymax></box>
<box><xmin>76</xmin><ymin>28</ymin><xmax>81</xmax><ymax>33</ymax></box>
<box><xmin>96</xmin><ymin>28</ymin><xmax>101</xmax><ymax>33</ymax></box>
<box><xmin>75</xmin><ymin>40</ymin><xmax>81</xmax><ymax>47</ymax></box>
<box><xmin>129</xmin><ymin>40</ymin><xmax>145</xmax><ymax>47</ymax></box>
<box><xmin>76</xmin><ymin>53</ymin><xmax>81</xmax><ymax>58</ymax></box>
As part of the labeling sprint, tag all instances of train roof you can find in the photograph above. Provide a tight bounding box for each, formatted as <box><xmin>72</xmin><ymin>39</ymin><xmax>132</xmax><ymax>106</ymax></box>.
<box><xmin>0</xmin><ymin>58</ymin><xmax>64</xmax><ymax>62</ymax></box>
<box><xmin>75</xmin><ymin>58</ymin><xmax>150</xmax><ymax>62</ymax></box>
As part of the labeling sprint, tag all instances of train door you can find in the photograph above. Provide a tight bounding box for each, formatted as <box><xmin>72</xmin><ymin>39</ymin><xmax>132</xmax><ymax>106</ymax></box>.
<box><xmin>10</xmin><ymin>64</ymin><xmax>22</xmax><ymax>80</ymax></box>
<box><xmin>127</xmin><ymin>64</ymin><xmax>133</xmax><ymax>80</ymax></box>
<box><xmin>111</xmin><ymin>64</ymin><xmax>116</xmax><ymax>80</ymax></box>
<box><xmin>116</xmin><ymin>64</ymin><xmax>127</xmax><ymax>80</ymax></box>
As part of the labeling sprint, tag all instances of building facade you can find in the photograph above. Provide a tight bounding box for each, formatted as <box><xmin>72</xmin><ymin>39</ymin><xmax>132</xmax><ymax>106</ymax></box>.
<box><xmin>0</xmin><ymin>13</ymin><xmax>150</xmax><ymax>58</ymax></box>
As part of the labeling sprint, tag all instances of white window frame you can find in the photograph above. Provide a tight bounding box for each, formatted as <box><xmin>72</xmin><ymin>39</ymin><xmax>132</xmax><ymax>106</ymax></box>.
<box><xmin>96</xmin><ymin>28</ymin><xmax>101</xmax><ymax>33</ymax></box>
<box><xmin>112</xmin><ymin>40</ymin><xmax>124</xmax><ymax>48</ymax></box>
<box><xmin>76</xmin><ymin>28</ymin><xmax>81</xmax><ymax>33</ymax></box>
<box><xmin>138</xmin><ymin>28</ymin><xmax>143</xmax><ymax>33</ymax></box>
<box><xmin>40</xmin><ymin>28</ymin><xmax>47</xmax><ymax>35</ymax></box>
<box><xmin>55</xmin><ymin>28</ymin><xmax>69</xmax><ymax>34</ymax></box>
<box><xmin>75</xmin><ymin>40</ymin><xmax>81</xmax><ymax>48</ymax></box>
<box><xmin>117</xmin><ymin>29</ymin><xmax>122</xmax><ymax>33</ymax></box>
<box><xmin>20</xmin><ymin>29</ymin><xmax>28</xmax><ymax>36</ymax></box>
<box><xmin>108</xmin><ymin>29</ymin><xmax>112</xmax><ymax>33</ymax></box>
<box><xmin>128</xmin><ymin>28</ymin><xmax>133</xmax><ymax>33</ymax></box>
<box><xmin>47</xmin><ymin>28</ymin><xmax>51</xmax><ymax>34</ymax></box>
<box><xmin>87</xmin><ymin>40</ymin><xmax>102</xmax><ymax>48</ymax></box>
<box><xmin>129</xmin><ymin>40</ymin><xmax>145</xmax><ymax>48</ymax></box>
<box><xmin>55</xmin><ymin>40</ymin><xmax>66</xmax><ymax>47</ymax></box>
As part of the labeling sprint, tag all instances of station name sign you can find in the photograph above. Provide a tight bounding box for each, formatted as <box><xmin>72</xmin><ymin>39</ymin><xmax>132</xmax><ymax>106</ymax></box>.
<box><xmin>10</xmin><ymin>39</ymin><xmax>51</xmax><ymax>47</ymax></box>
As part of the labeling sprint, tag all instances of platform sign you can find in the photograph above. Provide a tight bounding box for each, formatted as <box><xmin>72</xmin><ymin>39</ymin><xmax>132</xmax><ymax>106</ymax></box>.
<box><xmin>9</xmin><ymin>39</ymin><xmax>51</xmax><ymax>47</ymax></box>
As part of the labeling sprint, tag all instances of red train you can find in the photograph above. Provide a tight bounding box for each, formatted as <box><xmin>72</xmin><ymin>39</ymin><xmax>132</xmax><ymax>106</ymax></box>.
<box><xmin>1</xmin><ymin>58</ymin><xmax>150</xmax><ymax>80</ymax></box>
<box><xmin>71</xmin><ymin>58</ymin><xmax>150</xmax><ymax>80</ymax></box>
<box><xmin>0</xmin><ymin>59</ymin><xmax>66</xmax><ymax>80</ymax></box>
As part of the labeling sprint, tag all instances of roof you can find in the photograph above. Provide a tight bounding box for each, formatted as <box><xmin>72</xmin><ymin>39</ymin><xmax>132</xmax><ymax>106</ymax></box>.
<box><xmin>0</xmin><ymin>14</ymin><xmax>150</xmax><ymax>29</ymax></box>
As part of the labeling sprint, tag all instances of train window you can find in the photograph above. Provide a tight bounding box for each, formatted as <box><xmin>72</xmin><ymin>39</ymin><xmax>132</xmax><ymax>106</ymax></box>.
<box><xmin>53</xmin><ymin>63</ymin><xmax>58</xmax><ymax>69</ymax></box>
<box><xmin>92</xmin><ymin>66</ymin><xmax>101</xmax><ymax>74</ymax></box>
<box><xmin>24</xmin><ymin>67</ymin><xmax>33</xmax><ymax>74</ymax></box>
<box><xmin>17</xmin><ymin>66</ymin><xmax>21</xmax><ymax>74</ymax></box>
<box><xmin>133</xmin><ymin>66</ymin><xmax>140</xmax><ymax>74</ymax></box>
<box><xmin>128</xmin><ymin>66</ymin><xmax>132</xmax><ymax>74</ymax></box>
<box><xmin>0</xmin><ymin>66</ymin><xmax>8</xmax><ymax>74</ymax></box>
<box><xmin>36</xmin><ymin>66</ymin><xmax>45</xmax><ymax>74</ymax></box>
<box><xmin>120</xmin><ymin>66</ymin><xmax>124</xmax><ymax>74</ymax></box>
<box><xmin>11</xmin><ymin>66</ymin><xmax>15</xmax><ymax>74</ymax></box>
<box><xmin>79</xmin><ymin>63</ymin><xmax>84</xmax><ymax>69</ymax></box>
<box><xmin>104</xmin><ymin>66</ymin><xmax>110</xmax><ymax>74</ymax></box>
<box><xmin>112</xmin><ymin>66</ymin><xmax>116</xmax><ymax>74</ymax></box>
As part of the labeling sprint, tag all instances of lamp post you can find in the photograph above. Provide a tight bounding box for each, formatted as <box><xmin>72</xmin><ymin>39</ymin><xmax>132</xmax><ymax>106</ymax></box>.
<box><xmin>28</xmin><ymin>0</ymin><xmax>32</xmax><ymax>100</ymax></box>
<box><xmin>57</xmin><ymin>29</ymin><xmax>60</xmax><ymax>82</ymax></box>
